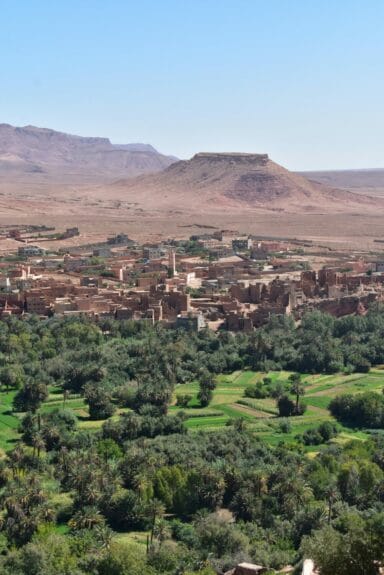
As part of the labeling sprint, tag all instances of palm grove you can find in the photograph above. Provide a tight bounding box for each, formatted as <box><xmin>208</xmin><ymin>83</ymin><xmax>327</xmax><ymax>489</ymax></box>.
<box><xmin>0</xmin><ymin>307</ymin><xmax>384</xmax><ymax>573</ymax></box>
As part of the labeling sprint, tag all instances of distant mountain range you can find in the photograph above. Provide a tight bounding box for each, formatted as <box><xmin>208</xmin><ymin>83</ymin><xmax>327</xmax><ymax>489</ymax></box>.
<box><xmin>0</xmin><ymin>124</ymin><xmax>177</xmax><ymax>180</ymax></box>
<box><xmin>298</xmin><ymin>169</ymin><xmax>384</xmax><ymax>197</ymax></box>
<box><xmin>0</xmin><ymin>123</ymin><xmax>383</xmax><ymax>227</ymax></box>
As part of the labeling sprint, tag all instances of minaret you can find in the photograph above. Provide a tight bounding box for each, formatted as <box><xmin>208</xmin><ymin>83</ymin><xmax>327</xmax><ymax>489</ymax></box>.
<box><xmin>168</xmin><ymin>249</ymin><xmax>177</xmax><ymax>277</ymax></box>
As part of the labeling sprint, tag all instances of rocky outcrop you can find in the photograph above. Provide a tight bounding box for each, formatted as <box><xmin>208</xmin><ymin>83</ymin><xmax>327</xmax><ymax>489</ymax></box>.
<box><xmin>112</xmin><ymin>150</ymin><xmax>377</xmax><ymax>214</ymax></box>
<box><xmin>224</xmin><ymin>563</ymin><xmax>268</xmax><ymax>575</ymax></box>
<box><xmin>191</xmin><ymin>152</ymin><xmax>269</xmax><ymax>164</ymax></box>
<box><xmin>301</xmin><ymin>559</ymin><xmax>319</xmax><ymax>575</ymax></box>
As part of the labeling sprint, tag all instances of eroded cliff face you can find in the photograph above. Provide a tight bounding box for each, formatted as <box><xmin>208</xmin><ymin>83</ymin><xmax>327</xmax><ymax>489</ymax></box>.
<box><xmin>139</xmin><ymin>150</ymin><xmax>369</xmax><ymax>212</ymax></box>
<box><xmin>192</xmin><ymin>152</ymin><xmax>269</xmax><ymax>163</ymax></box>
<box><xmin>0</xmin><ymin>124</ymin><xmax>176</xmax><ymax>180</ymax></box>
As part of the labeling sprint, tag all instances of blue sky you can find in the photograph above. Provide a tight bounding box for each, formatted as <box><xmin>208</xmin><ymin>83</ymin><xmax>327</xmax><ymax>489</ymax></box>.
<box><xmin>1</xmin><ymin>0</ymin><xmax>383</xmax><ymax>169</ymax></box>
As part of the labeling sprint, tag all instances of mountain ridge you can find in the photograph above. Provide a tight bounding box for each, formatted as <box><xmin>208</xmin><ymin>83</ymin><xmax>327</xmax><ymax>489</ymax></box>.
<box><xmin>0</xmin><ymin>123</ymin><xmax>177</xmax><ymax>179</ymax></box>
<box><xmin>297</xmin><ymin>168</ymin><xmax>384</xmax><ymax>197</ymax></box>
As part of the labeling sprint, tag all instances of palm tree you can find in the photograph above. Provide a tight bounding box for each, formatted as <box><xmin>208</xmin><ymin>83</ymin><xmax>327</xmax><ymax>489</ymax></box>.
<box><xmin>289</xmin><ymin>373</ymin><xmax>305</xmax><ymax>413</ymax></box>
<box><xmin>68</xmin><ymin>506</ymin><xmax>105</xmax><ymax>531</ymax></box>
<box><xmin>163</xmin><ymin>342</ymin><xmax>183</xmax><ymax>384</ymax></box>
<box><xmin>251</xmin><ymin>470</ymin><xmax>268</xmax><ymax>497</ymax></box>
<box><xmin>152</xmin><ymin>518</ymin><xmax>170</xmax><ymax>546</ymax></box>
<box><xmin>63</xmin><ymin>389</ymin><xmax>70</xmax><ymax>408</ymax></box>
<box><xmin>282</xmin><ymin>477</ymin><xmax>313</xmax><ymax>515</ymax></box>
<box><xmin>325</xmin><ymin>482</ymin><xmax>339</xmax><ymax>524</ymax></box>
<box><xmin>99</xmin><ymin>460</ymin><xmax>120</xmax><ymax>498</ymax></box>
<box><xmin>95</xmin><ymin>524</ymin><xmax>114</xmax><ymax>551</ymax></box>
<box><xmin>134</xmin><ymin>472</ymin><xmax>154</xmax><ymax>501</ymax></box>
<box><xmin>83</xmin><ymin>481</ymin><xmax>102</xmax><ymax>506</ymax></box>
<box><xmin>234</xmin><ymin>417</ymin><xmax>247</xmax><ymax>433</ymax></box>
<box><xmin>31</xmin><ymin>431</ymin><xmax>45</xmax><ymax>458</ymax></box>
<box><xmin>0</xmin><ymin>475</ymin><xmax>52</xmax><ymax>545</ymax></box>
<box><xmin>8</xmin><ymin>444</ymin><xmax>25</xmax><ymax>479</ymax></box>
<box><xmin>148</xmin><ymin>499</ymin><xmax>166</xmax><ymax>544</ymax></box>
<box><xmin>255</xmin><ymin>331</ymin><xmax>273</xmax><ymax>365</ymax></box>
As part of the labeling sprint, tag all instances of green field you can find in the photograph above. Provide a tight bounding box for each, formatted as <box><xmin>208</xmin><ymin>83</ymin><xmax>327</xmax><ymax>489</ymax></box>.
<box><xmin>172</xmin><ymin>368</ymin><xmax>384</xmax><ymax>446</ymax></box>
<box><xmin>1</xmin><ymin>368</ymin><xmax>383</xmax><ymax>454</ymax></box>
<box><xmin>0</xmin><ymin>390</ymin><xmax>21</xmax><ymax>454</ymax></box>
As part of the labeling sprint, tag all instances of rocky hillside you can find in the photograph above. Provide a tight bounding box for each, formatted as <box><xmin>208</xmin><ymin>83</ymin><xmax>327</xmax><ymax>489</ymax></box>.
<box><xmin>111</xmin><ymin>152</ymin><xmax>374</xmax><ymax>213</ymax></box>
<box><xmin>0</xmin><ymin>124</ymin><xmax>176</xmax><ymax>180</ymax></box>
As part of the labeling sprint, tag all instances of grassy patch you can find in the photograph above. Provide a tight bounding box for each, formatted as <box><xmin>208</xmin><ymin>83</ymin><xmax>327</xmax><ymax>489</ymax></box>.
<box><xmin>114</xmin><ymin>531</ymin><xmax>149</xmax><ymax>547</ymax></box>
<box><xmin>304</xmin><ymin>396</ymin><xmax>332</xmax><ymax>409</ymax></box>
<box><xmin>0</xmin><ymin>390</ymin><xmax>20</xmax><ymax>453</ymax></box>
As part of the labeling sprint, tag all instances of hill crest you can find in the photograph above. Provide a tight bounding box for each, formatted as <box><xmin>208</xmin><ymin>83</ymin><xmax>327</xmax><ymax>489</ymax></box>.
<box><xmin>0</xmin><ymin>123</ymin><xmax>177</xmax><ymax>180</ymax></box>
<box><xmin>111</xmin><ymin>151</ymin><xmax>374</xmax><ymax>213</ymax></box>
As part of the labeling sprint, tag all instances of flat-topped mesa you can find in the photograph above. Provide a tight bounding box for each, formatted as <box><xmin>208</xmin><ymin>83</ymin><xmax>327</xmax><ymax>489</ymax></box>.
<box><xmin>192</xmin><ymin>152</ymin><xmax>269</xmax><ymax>165</ymax></box>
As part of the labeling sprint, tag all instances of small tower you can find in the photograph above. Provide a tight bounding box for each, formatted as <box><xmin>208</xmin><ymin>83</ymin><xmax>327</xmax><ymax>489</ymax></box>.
<box><xmin>168</xmin><ymin>249</ymin><xmax>177</xmax><ymax>277</ymax></box>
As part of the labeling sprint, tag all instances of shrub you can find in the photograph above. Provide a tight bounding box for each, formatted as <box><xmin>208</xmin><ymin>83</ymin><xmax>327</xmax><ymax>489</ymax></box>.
<box><xmin>277</xmin><ymin>395</ymin><xmax>295</xmax><ymax>417</ymax></box>
<box><xmin>278</xmin><ymin>419</ymin><xmax>292</xmax><ymax>434</ymax></box>
<box><xmin>277</xmin><ymin>395</ymin><xmax>307</xmax><ymax>417</ymax></box>
<box><xmin>176</xmin><ymin>393</ymin><xmax>193</xmax><ymax>407</ymax></box>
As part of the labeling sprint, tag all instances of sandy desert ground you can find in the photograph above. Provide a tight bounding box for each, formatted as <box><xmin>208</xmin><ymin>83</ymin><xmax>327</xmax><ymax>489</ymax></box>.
<box><xmin>0</xmin><ymin>181</ymin><xmax>383</xmax><ymax>251</ymax></box>
<box><xmin>1</xmin><ymin>125</ymin><xmax>383</xmax><ymax>251</ymax></box>
<box><xmin>0</xmin><ymin>156</ymin><xmax>383</xmax><ymax>251</ymax></box>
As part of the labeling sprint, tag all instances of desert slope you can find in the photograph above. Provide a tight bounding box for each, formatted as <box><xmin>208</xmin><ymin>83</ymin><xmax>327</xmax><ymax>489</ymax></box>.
<box><xmin>109</xmin><ymin>152</ymin><xmax>376</xmax><ymax>213</ymax></box>
<box><xmin>0</xmin><ymin>144</ymin><xmax>382</xmax><ymax>248</ymax></box>
<box><xmin>299</xmin><ymin>169</ymin><xmax>384</xmax><ymax>197</ymax></box>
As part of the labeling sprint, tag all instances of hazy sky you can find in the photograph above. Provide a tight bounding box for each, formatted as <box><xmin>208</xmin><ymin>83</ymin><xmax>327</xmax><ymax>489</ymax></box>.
<box><xmin>1</xmin><ymin>0</ymin><xmax>383</xmax><ymax>170</ymax></box>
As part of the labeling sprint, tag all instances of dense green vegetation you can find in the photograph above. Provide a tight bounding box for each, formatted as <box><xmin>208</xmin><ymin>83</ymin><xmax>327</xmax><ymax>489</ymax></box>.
<box><xmin>330</xmin><ymin>391</ymin><xmax>384</xmax><ymax>428</ymax></box>
<box><xmin>1</xmin><ymin>308</ymin><xmax>384</xmax><ymax>573</ymax></box>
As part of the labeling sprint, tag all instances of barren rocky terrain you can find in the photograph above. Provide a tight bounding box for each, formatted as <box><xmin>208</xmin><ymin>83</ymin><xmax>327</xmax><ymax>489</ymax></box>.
<box><xmin>0</xmin><ymin>125</ymin><xmax>384</xmax><ymax>249</ymax></box>
<box><xmin>299</xmin><ymin>168</ymin><xmax>384</xmax><ymax>197</ymax></box>
<box><xmin>109</xmin><ymin>152</ymin><xmax>376</xmax><ymax>212</ymax></box>
<box><xmin>0</xmin><ymin>124</ymin><xmax>176</xmax><ymax>180</ymax></box>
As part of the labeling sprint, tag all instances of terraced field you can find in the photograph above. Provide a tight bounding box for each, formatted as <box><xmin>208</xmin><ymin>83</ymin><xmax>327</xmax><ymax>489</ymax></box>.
<box><xmin>172</xmin><ymin>368</ymin><xmax>384</xmax><ymax>447</ymax></box>
<box><xmin>1</xmin><ymin>368</ymin><xmax>383</xmax><ymax>454</ymax></box>
<box><xmin>0</xmin><ymin>390</ymin><xmax>20</xmax><ymax>454</ymax></box>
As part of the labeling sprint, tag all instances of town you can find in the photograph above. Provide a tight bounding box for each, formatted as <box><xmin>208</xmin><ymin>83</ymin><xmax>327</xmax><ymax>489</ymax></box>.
<box><xmin>0</xmin><ymin>224</ymin><xmax>383</xmax><ymax>330</ymax></box>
